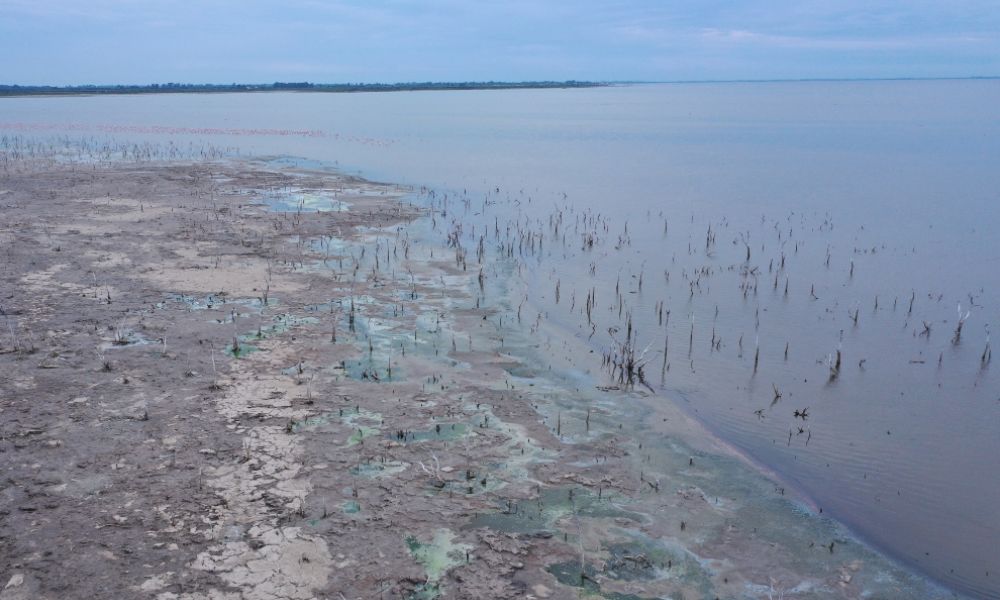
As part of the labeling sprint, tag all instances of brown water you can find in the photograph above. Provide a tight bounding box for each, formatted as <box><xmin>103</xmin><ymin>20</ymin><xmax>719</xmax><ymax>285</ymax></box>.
<box><xmin>3</xmin><ymin>79</ymin><xmax>999</xmax><ymax>597</ymax></box>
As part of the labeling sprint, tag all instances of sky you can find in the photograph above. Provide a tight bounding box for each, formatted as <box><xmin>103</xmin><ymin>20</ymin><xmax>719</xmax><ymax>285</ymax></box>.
<box><xmin>2</xmin><ymin>0</ymin><xmax>998</xmax><ymax>85</ymax></box>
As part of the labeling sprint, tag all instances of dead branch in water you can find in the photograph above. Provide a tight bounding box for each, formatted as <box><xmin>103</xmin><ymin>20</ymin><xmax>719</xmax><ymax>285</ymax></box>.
<box><xmin>953</xmin><ymin>304</ymin><xmax>970</xmax><ymax>345</ymax></box>
<box><xmin>604</xmin><ymin>318</ymin><xmax>654</xmax><ymax>391</ymax></box>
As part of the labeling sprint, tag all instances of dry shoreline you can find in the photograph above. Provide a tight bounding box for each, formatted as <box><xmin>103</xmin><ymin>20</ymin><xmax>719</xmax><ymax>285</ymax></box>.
<box><xmin>0</xmin><ymin>157</ymin><xmax>956</xmax><ymax>599</ymax></box>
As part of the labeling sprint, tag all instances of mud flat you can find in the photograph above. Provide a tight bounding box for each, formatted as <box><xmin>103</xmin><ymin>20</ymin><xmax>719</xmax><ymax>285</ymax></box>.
<box><xmin>0</xmin><ymin>156</ymin><xmax>957</xmax><ymax>599</ymax></box>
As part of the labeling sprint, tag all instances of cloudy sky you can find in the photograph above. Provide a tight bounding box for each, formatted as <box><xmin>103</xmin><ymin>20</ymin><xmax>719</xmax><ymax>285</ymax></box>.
<box><xmin>2</xmin><ymin>0</ymin><xmax>998</xmax><ymax>85</ymax></box>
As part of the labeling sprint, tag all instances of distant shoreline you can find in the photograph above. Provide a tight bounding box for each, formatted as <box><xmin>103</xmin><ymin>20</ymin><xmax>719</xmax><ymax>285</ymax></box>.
<box><xmin>0</xmin><ymin>80</ymin><xmax>608</xmax><ymax>98</ymax></box>
<box><xmin>3</xmin><ymin>76</ymin><xmax>997</xmax><ymax>98</ymax></box>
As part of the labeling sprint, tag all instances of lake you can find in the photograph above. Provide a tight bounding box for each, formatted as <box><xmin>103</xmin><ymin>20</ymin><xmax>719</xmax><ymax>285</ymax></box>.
<box><xmin>3</xmin><ymin>80</ymin><xmax>999</xmax><ymax>597</ymax></box>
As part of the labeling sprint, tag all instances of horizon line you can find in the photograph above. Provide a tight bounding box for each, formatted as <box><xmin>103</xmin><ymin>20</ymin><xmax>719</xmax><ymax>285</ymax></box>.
<box><xmin>1</xmin><ymin>75</ymin><xmax>997</xmax><ymax>94</ymax></box>
<box><xmin>637</xmin><ymin>75</ymin><xmax>999</xmax><ymax>84</ymax></box>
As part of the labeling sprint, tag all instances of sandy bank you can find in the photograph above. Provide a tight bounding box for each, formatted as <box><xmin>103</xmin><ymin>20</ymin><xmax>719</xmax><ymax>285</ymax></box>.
<box><xmin>0</xmin><ymin>157</ymin><xmax>955</xmax><ymax>599</ymax></box>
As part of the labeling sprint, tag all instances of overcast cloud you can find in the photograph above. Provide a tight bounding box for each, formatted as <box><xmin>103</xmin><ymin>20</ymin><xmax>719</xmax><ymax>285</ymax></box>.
<box><xmin>1</xmin><ymin>0</ymin><xmax>997</xmax><ymax>84</ymax></box>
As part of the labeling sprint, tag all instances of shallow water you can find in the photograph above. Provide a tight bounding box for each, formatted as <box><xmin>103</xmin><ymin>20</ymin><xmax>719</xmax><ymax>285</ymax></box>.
<box><xmin>4</xmin><ymin>80</ymin><xmax>999</xmax><ymax>597</ymax></box>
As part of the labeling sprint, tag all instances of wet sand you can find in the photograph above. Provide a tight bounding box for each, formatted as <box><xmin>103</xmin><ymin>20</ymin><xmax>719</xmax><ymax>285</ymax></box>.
<box><xmin>0</xmin><ymin>157</ymin><xmax>957</xmax><ymax>599</ymax></box>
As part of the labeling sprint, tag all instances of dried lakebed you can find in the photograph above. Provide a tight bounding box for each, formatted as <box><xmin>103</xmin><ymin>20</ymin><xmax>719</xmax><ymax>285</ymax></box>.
<box><xmin>0</xmin><ymin>158</ymin><xmax>955</xmax><ymax>599</ymax></box>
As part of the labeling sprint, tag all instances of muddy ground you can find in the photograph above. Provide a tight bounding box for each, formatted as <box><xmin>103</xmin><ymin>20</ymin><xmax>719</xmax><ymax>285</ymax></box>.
<box><xmin>0</xmin><ymin>157</ymin><xmax>953</xmax><ymax>599</ymax></box>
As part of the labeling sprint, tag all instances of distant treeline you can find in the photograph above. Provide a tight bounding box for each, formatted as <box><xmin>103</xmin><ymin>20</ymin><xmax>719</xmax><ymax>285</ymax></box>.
<box><xmin>0</xmin><ymin>81</ymin><xmax>607</xmax><ymax>97</ymax></box>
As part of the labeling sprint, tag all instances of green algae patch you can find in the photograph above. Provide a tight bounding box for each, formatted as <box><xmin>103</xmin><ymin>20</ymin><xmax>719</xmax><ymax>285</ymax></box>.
<box><xmin>222</xmin><ymin>313</ymin><xmax>319</xmax><ymax>358</ymax></box>
<box><xmin>342</xmin><ymin>500</ymin><xmax>361</xmax><ymax>514</ymax></box>
<box><xmin>405</xmin><ymin>529</ymin><xmax>472</xmax><ymax>584</ymax></box>
<box><xmin>252</xmin><ymin>314</ymin><xmax>320</xmax><ymax>338</ymax></box>
<box><xmin>546</xmin><ymin>561</ymin><xmax>603</xmax><ymax>595</ymax></box>
<box><xmin>262</xmin><ymin>189</ymin><xmax>351</xmax><ymax>213</ymax></box>
<box><xmin>342</xmin><ymin>357</ymin><xmax>398</xmax><ymax>382</ymax></box>
<box><xmin>602</xmin><ymin>530</ymin><xmax>714</xmax><ymax>591</ymax></box>
<box><xmin>407</xmin><ymin>583</ymin><xmax>441</xmax><ymax>600</ymax></box>
<box><xmin>347</xmin><ymin>426</ymin><xmax>380</xmax><ymax>446</ymax></box>
<box><xmin>546</xmin><ymin>561</ymin><xmax>652</xmax><ymax>600</ymax></box>
<box><xmin>290</xmin><ymin>407</ymin><xmax>378</xmax><ymax>435</ymax></box>
<box><xmin>433</xmin><ymin>471</ymin><xmax>505</xmax><ymax>497</ymax></box>
<box><xmin>391</xmin><ymin>422</ymin><xmax>468</xmax><ymax>444</ymax></box>
<box><xmin>165</xmin><ymin>293</ymin><xmax>277</xmax><ymax>313</ymax></box>
<box><xmin>341</xmin><ymin>408</ymin><xmax>383</xmax><ymax>446</ymax></box>
<box><xmin>467</xmin><ymin>486</ymin><xmax>643</xmax><ymax>535</ymax></box>
<box><xmin>223</xmin><ymin>342</ymin><xmax>259</xmax><ymax>358</ymax></box>
<box><xmin>350</xmin><ymin>460</ymin><xmax>408</xmax><ymax>478</ymax></box>
<box><xmin>230</xmin><ymin>314</ymin><xmax>320</xmax><ymax>345</ymax></box>
<box><xmin>342</xmin><ymin>408</ymin><xmax>382</xmax><ymax>426</ymax></box>
<box><xmin>603</xmin><ymin>542</ymin><xmax>670</xmax><ymax>582</ymax></box>
<box><xmin>100</xmin><ymin>329</ymin><xmax>153</xmax><ymax>350</ymax></box>
<box><xmin>287</xmin><ymin>412</ymin><xmax>337</xmax><ymax>433</ymax></box>
<box><xmin>551</xmin><ymin>529</ymin><xmax>715</xmax><ymax>599</ymax></box>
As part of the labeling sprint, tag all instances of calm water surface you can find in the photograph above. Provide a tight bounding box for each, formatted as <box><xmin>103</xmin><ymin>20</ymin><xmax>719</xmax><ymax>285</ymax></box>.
<box><xmin>3</xmin><ymin>81</ymin><xmax>999</xmax><ymax>597</ymax></box>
